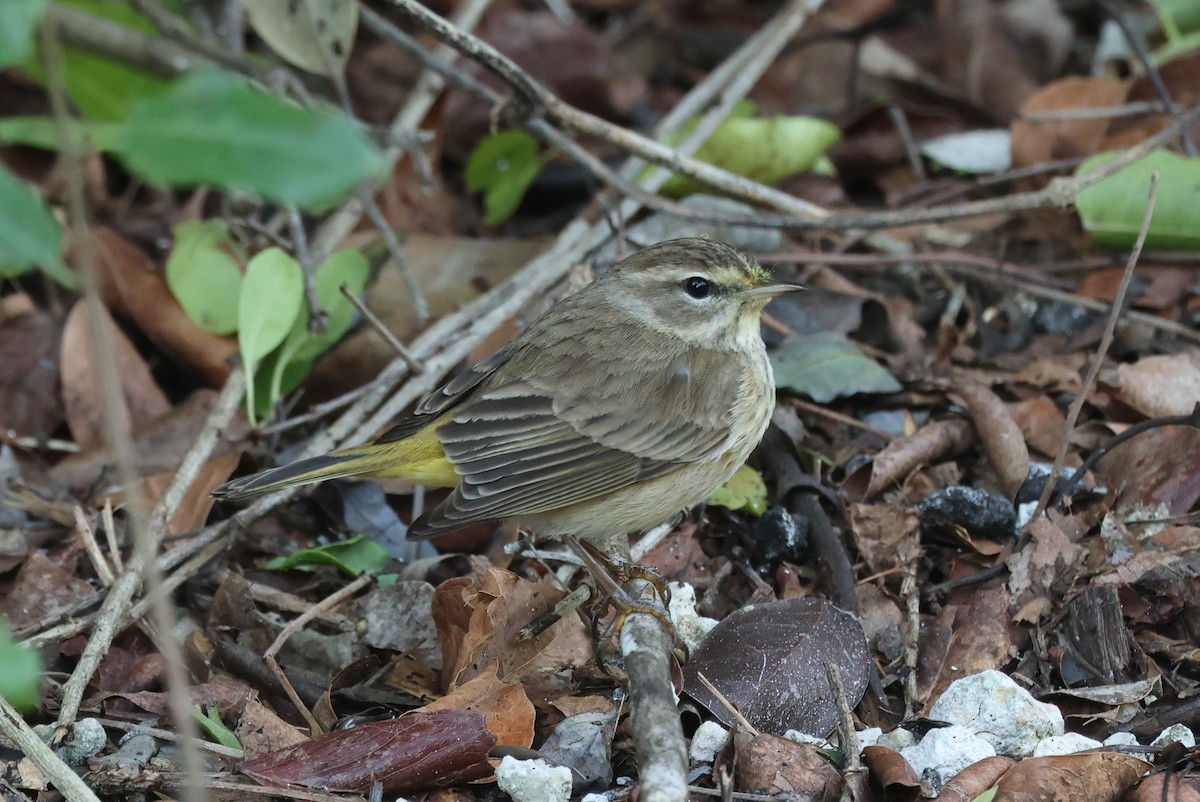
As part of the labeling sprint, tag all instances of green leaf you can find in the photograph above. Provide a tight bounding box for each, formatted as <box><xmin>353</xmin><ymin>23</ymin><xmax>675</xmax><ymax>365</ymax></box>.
<box><xmin>0</xmin><ymin>116</ymin><xmax>119</xmax><ymax>151</ymax></box>
<box><xmin>238</xmin><ymin>248</ymin><xmax>304</xmax><ymax>423</ymax></box>
<box><xmin>264</xmin><ymin>534</ymin><xmax>390</xmax><ymax>576</ymax></box>
<box><xmin>1149</xmin><ymin>0</ymin><xmax>1200</xmax><ymax>36</ymax></box>
<box><xmin>465</xmin><ymin>130</ymin><xmax>545</xmax><ymax>224</ymax></box>
<box><xmin>22</xmin><ymin>0</ymin><xmax>171</xmax><ymax>121</ymax></box>
<box><xmin>0</xmin><ymin>622</ymin><xmax>42</xmax><ymax>714</ymax></box>
<box><xmin>111</xmin><ymin>70</ymin><xmax>385</xmax><ymax>209</ymax></box>
<box><xmin>660</xmin><ymin>106</ymin><xmax>840</xmax><ymax>197</ymax></box>
<box><xmin>166</xmin><ymin>221</ymin><xmax>245</xmax><ymax>335</ymax></box>
<box><xmin>1075</xmin><ymin>149</ymin><xmax>1200</xmax><ymax>249</ymax></box>
<box><xmin>770</xmin><ymin>332</ymin><xmax>902</xmax><ymax>403</ymax></box>
<box><xmin>709</xmin><ymin>464</ymin><xmax>768</xmax><ymax>516</ymax></box>
<box><xmin>193</xmin><ymin>705</ymin><xmax>241</xmax><ymax>750</ymax></box>
<box><xmin>292</xmin><ymin>249</ymin><xmax>370</xmax><ymax>361</ymax></box>
<box><xmin>0</xmin><ymin>165</ymin><xmax>71</xmax><ymax>287</ymax></box>
<box><xmin>0</xmin><ymin>0</ymin><xmax>45</xmax><ymax>68</ymax></box>
<box><xmin>261</xmin><ymin>248</ymin><xmax>369</xmax><ymax>413</ymax></box>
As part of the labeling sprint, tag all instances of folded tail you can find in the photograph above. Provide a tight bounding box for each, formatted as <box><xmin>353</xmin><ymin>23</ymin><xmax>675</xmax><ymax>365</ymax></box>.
<box><xmin>213</xmin><ymin>432</ymin><xmax>459</xmax><ymax>500</ymax></box>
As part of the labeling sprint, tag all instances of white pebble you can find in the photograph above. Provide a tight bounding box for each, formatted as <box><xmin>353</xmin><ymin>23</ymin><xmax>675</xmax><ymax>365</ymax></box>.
<box><xmin>689</xmin><ymin>721</ymin><xmax>730</xmax><ymax>764</ymax></box>
<box><xmin>1032</xmin><ymin>733</ymin><xmax>1101</xmax><ymax>756</ymax></box>
<box><xmin>900</xmin><ymin>725</ymin><xmax>995</xmax><ymax>783</ymax></box>
<box><xmin>494</xmin><ymin>756</ymin><xmax>572</xmax><ymax>802</ymax></box>
<box><xmin>1152</xmin><ymin>724</ymin><xmax>1195</xmax><ymax>748</ymax></box>
<box><xmin>928</xmin><ymin>670</ymin><xmax>1064</xmax><ymax>758</ymax></box>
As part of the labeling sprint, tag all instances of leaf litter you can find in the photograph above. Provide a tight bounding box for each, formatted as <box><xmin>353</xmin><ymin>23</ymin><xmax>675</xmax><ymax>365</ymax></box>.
<box><xmin>6</xmin><ymin>0</ymin><xmax>1200</xmax><ymax>799</ymax></box>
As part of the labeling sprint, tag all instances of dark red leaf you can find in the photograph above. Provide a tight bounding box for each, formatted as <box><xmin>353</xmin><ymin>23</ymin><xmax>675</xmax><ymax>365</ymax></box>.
<box><xmin>241</xmin><ymin>709</ymin><xmax>495</xmax><ymax>792</ymax></box>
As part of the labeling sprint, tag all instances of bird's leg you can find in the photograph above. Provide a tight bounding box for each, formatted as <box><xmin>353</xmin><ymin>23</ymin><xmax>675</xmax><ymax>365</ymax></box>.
<box><xmin>566</xmin><ymin>536</ymin><xmax>688</xmax><ymax>664</ymax></box>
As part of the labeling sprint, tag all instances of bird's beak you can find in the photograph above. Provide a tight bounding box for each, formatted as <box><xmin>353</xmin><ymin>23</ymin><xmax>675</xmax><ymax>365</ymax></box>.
<box><xmin>747</xmin><ymin>283</ymin><xmax>804</xmax><ymax>299</ymax></box>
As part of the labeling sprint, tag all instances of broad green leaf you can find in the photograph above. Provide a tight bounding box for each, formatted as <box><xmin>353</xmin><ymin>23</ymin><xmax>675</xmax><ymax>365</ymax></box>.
<box><xmin>0</xmin><ymin>116</ymin><xmax>119</xmax><ymax>151</ymax></box>
<box><xmin>709</xmin><ymin>464</ymin><xmax>768</xmax><ymax>516</ymax></box>
<box><xmin>0</xmin><ymin>623</ymin><xmax>42</xmax><ymax>714</ymax></box>
<box><xmin>193</xmin><ymin>705</ymin><xmax>241</xmax><ymax>750</ymax></box>
<box><xmin>0</xmin><ymin>0</ymin><xmax>45</xmax><ymax>68</ymax></box>
<box><xmin>22</xmin><ymin>0</ymin><xmax>171</xmax><ymax>121</ymax></box>
<box><xmin>770</xmin><ymin>332</ymin><xmax>901</xmax><ymax>403</ymax></box>
<box><xmin>0</xmin><ymin>165</ymin><xmax>71</xmax><ymax>287</ymax></box>
<box><xmin>166</xmin><ymin>221</ymin><xmax>244</xmax><ymax>335</ymax></box>
<box><xmin>661</xmin><ymin>105</ymin><xmax>840</xmax><ymax>197</ymax></box>
<box><xmin>1149</xmin><ymin>0</ymin><xmax>1200</xmax><ymax>35</ymax></box>
<box><xmin>264</xmin><ymin>248</ymin><xmax>369</xmax><ymax>412</ymax></box>
<box><xmin>292</xmin><ymin>249</ymin><xmax>369</xmax><ymax>361</ymax></box>
<box><xmin>465</xmin><ymin>130</ymin><xmax>545</xmax><ymax>224</ymax></box>
<box><xmin>1075</xmin><ymin>149</ymin><xmax>1200</xmax><ymax>249</ymax></box>
<box><xmin>264</xmin><ymin>534</ymin><xmax>390</xmax><ymax>576</ymax></box>
<box><xmin>238</xmin><ymin>248</ymin><xmax>304</xmax><ymax>423</ymax></box>
<box><xmin>242</xmin><ymin>0</ymin><xmax>358</xmax><ymax>76</ymax></box>
<box><xmin>112</xmin><ymin>70</ymin><xmax>385</xmax><ymax>209</ymax></box>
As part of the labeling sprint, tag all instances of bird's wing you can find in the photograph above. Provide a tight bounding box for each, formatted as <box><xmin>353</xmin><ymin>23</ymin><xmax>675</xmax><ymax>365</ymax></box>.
<box><xmin>373</xmin><ymin>343</ymin><xmax>518</xmax><ymax>444</ymax></box>
<box><xmin>411</xmin><ymin>328</ymin><xmax>749</xmax><ymax>538</ymax></box>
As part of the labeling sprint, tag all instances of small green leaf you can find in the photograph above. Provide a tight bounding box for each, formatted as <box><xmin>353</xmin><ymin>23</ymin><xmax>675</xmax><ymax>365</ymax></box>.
<box><xmin>0</xmin><ymin>165</ymin><xmax>71</xmax><ymax>287</ymax></box>
<box><xmin>1075</xmin><ymin>149</ymin><xmax>1200</xmax><ymax>249</ymax></box>
<box><xmin>261</xmin><ymin>248</ymin><xmax>370</xmax><ymax>413</ymax></box>
<box><xmin>709</xmin><ymin>464</ymin><xmax>768</xmax><ymax>516</ymax></box>
<box><xmin>0</xmin><ymin>0</ymin><xmax>45</xmax><ymax>68</ymax></box>
<box><xmin>193</xmin><ymin>705</ymin><xmax>242</xmax><ymax>750</ymax></box>
<box><xmin>660</xmin><ymin>104</ymin><xmax>840</xmax><ymax>197</ymax></box>
<box><xmin>264</xmin><ymin>534</ymin><xmax>389</xmax><ymax>576</ymax></box>
<box><xmin>770</xmin><ymin>332</ymin><xmax>902</xmax><ymax>403</ymax></box>
<box><xmin>0</xmin><ymin>116</ymin><xmax>119</xmax><ymax>152</ymax></box>
<box><xmin>1149</xmin><ymin>0</ymin><xmax>1200</xmax><ymax>35</ymax></box>
<box><xmin>111</xmin><ymin>70</ymin><xmax>385</xmax><ymax>209</ymax></box>
<box><xmin>0</xmin><ymin>622</ymin><xmax>42</xmax><ymax>714</ymax></box>
<box><xmin>465</xmin><ymin>130</ymin><xmax>545</xmax><ymax>224</ymax></box>
<box><xmin>292</xmin><ymin>249</ymin><xmax>370</xmax><ymax>361</ymax></box>
<box><xmin>166</xmin><ymin>221</ymin><xmax>244</xmax><ymax>335</ymax></box>
<box><xmin>238</xmin><ymin>248</ymin><xmax>304</xmax><ymax>423</ymax></box>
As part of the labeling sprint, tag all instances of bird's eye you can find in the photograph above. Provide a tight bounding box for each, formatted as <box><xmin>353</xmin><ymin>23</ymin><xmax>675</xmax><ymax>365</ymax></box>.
<box><xmin>682</xmin><ymin>276</ymin><xmax>711</xmax><ymax>299</ymax></box>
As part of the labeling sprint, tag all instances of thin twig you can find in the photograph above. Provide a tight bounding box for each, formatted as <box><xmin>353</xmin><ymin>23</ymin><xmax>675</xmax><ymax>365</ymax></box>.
<box><xmin>338</xmin><ymin>283</ymin><xmax>424</xmax><ymax>374</ymax></box>
<box><xmin>382</xmin><ymin>0</ymin><xmax>833</xmax><ymax>222</ymax></box>
<box><xmin>288</xmin><ymin>206</ymin><xmax>326</xmax><ymax>334</ymax></box>
<box><xmin>1030</xmin><ymin>169</ymin><xmax>1162</xmax><ymax>520</ymax></box>
<box><xmin>358</xmin><ymin>192</ymin><xmax>428</xmax><ymax>323</ymax></box>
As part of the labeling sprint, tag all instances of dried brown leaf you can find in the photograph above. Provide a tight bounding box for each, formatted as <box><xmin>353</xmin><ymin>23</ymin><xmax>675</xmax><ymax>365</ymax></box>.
<box><xmin>0</xmin><ymin>550</ymin><xmax>93</xmax><ymax>630</ymax></box>
<box><xmin>421</xmin><ymin>662</ymin><xmax>535</xmax><ymax>749</ymax></box>
<box><xmin>932</xmin><ymin>755</ymin><xmax>1015</xmax><ymax>802</ymax></box>
<box><xmin>1011</xmin><ymin>77</ymin><xmax>1132</xmax><ymax>171</ymax></box>
<box><xmin>862</xmin><ymin>745</ymin><xmax>920</xmax><ymax>800</ymax></box>
<box><xmin>950</xmin><ymin>375</ymin><xmax>1029</xmax><ymax>499</ymax></box>
<box><xmin>0</xmin><ymin>297</ymin><xmax>64</xmax><ymax>439</ymax></box>
<box><xmin>1111</xmin><ymin>350</ymin><xmax>1200</xmax><ymax>418</ymax></box>
<box><xmin>928</xmin><ymin>586</ymin><xmax>1013</xmax><ymax>704</ymax></box>
<box><xmin>734</xmin><ymin>731</ymin><xmax>842</xmax><ymax>798</ymax></box>
<box><xmin>60</xmin><ymin>300</ymin><xmax>170</xmax><ymax>451</ymax></box>
<box><xmin>991</xmin><ymin>752</ymin><xmax>1150</xmax><ymax>802</ymax></box>
<box><xmin>848</xmin><ymin>418</ymin><xmax>974</xmax><ymax>500</ymax></box>
<box><xmin>93</xmin><ymin>228</ymin><xmax>236</xmax><ymax>386</ymax></box>
<box><xmin>431</xmin><ymin>567</ymin><xmax>591</xmax><ymax>698</ymax></box>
